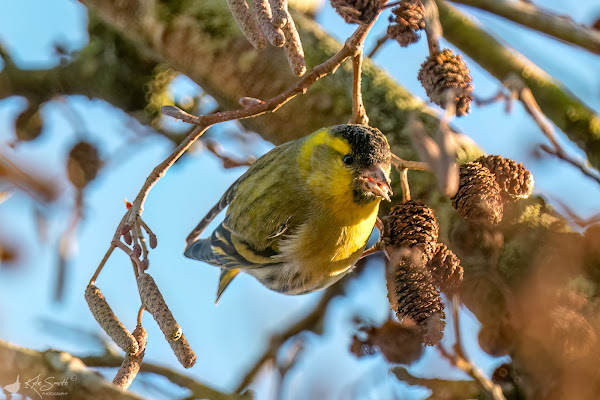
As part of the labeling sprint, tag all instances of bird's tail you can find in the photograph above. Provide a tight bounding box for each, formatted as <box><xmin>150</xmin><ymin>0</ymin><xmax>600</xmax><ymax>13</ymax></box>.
<box><xmin>184</xmin><ymin>238</ymin><xmax>217</xmax><ymax>263</ymax></box>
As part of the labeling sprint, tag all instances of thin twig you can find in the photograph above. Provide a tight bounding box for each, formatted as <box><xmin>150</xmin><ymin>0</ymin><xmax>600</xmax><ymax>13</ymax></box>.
<box><xmin>513</xmin><ymin>80</ymin><xmax>600</xmax><ymax>186</ymax></box>
<box><xmin>390</xmin><ymin>154</ymin><xmax>430</xmax><ymax>171</ymax></box>
<box><xmin>204</xmin><ymin>139</ymin><xmax>256</xmax><ymax>168</ymax></box>
<box><xmin>80</xmin><ymin>352</ymin><xmax>249</xmax><ymax>400</ymax></box>
<box><xmin>422</xmin><ymin>0</ymin><xmax>442</xmax><ymax>54</ymax></box>
<box><xmin>539</xmin><ymin>145</ymin><xmax>600</xmax><ymax>185</ymax></box>
<box><xmin>392</xmin><ymin>366</ymin><xmax>482</xmax><ymax>398</ymax></box>
<box><xmin>436</xmin><ymin>0</ymin><xmax>600</xmax><ymax>170</ymax></box>
<box><xmin>399</xmin><ymin>168</ymin><xmax>411</xmax><ymax>202</ymax></box>
<box><xmin>0</xmin><ymin>151</ymin><xmax>59</xmax><ymax>202</ymax></box>
<box><xmin>437</xmin><ymin>298</ymin><xmax>506</xmax><ymax>400</ymax></box>
<box><xmin>90</xmin><ymin>244</ymin><xmax>116</xmax><ymax>284</ymax></box>
<box><xmin>234</xmin><ymin>283</ymin><xmax>346</xmax><ymax>392</ymax></box>
<box><xmin>366</xmin><ymin>34</ymin><xmax>389</xmax><ymax>59</ymax></box>
<box><xmin>349</xmin><ymin>50</ymin><xmax>369</xmax><ymax>125</ymax></box>
<box><xmin>448</xmin><ymin>0</ymin><xmax>600</xmax><ymax>56</ymax></box>
<box><xmin>55</xmin><ymin>189</ymin><xmax>84</xmax><ymax>302</ymax></box>
<box><xmin>137</xmin><ymin>306</ymin><xmax>145</xmax><ymax>326</ymax></box>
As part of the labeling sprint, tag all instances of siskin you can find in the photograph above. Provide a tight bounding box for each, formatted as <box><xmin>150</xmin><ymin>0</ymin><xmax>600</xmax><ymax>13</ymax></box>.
<box><xmin>185</xmin><ymin>124</ymin><xmax>392</xmax><ymax>301</ymax></box>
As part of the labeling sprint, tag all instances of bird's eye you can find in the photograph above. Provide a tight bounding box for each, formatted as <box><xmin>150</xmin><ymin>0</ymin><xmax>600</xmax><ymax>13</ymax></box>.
<box><xmin>342</xmin><ymin>154</ymin><xmax>354</xmax><ymax>165</ymax></box>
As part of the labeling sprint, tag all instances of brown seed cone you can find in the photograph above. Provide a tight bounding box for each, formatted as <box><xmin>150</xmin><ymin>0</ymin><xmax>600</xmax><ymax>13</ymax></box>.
<box><xmin>382</xmin><ymin>200</ymin><xmax>439</xmax><ymax>264</ymax></box>
<box><xmin>67</xmin><ymin>141</ymin><xmax>101</xmax><ymax>189</ymax></box>
<box><xmin>417</xmin><ymin>49</ymin><xmax>474</xmax><ymax>116</ymax></box>
<box><xmin>476</xmin><ymin>155</ymin><xmax>534</xmax><ymax>201</ymax></box>
<box><xmin>452</xmin><ymin>162</ymin><xmax>503</xmax><ymax>225</ymax></box>
<box><xmin>15</xmin><ymin>105</ymin><xmax>43</xmax><ymax>142</ymax></box>
<box><xmin>386</xmin><ymin>257</ymin><xmax>445</xmax><ymax>345</ymax></box>
<box><xmin>427</xmin><ymin>243</ymin><xmax>463</xmax><ymax>292</ymax></box>
<box><xmin>84</xmin><ymin>284</ymin><xmax>139</xmax><ymax>354</ymax></box>
<box><xmin>137</xmin><ymin>273</ymin><xmax>183</xmax><ymax>342</ymax></box>
<box><xmin>350</xmin><ymin>319</ymin><xmax>424</xmax><ymax>364</ymax></box>
<box><xmin>478</xmin><ymin>322</ymin><xmax>514</xmax><ymax>357</ymax></box>
<box><xmin>387</xmin><ymin>1</ymin><xmax>425</xmax><ymax>47</ymax></box>
<box><xmin>169</xmin><ymin>333</ymin><xmax>197</xmax><ymax>368</ymax></box>
<box><xmin>113</xmin><ymin>325</ymin><xmax>147</xmax><ymax>389</ymax></box>
<box><xmin>330</xmin><ymin>0</ymin><xmax>380</xmax><ymax>24</ymax></box>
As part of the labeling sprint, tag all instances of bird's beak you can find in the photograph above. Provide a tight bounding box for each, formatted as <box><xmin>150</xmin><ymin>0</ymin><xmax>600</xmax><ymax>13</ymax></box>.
<box><xmin>359</xmin><ymin>163</ymin><xmax>393</xmax><ymax>201</ymax></box>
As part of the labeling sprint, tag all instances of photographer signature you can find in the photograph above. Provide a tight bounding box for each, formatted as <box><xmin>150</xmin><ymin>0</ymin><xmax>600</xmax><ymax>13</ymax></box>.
<box><xmin>22</xmin><ymin>374</ymin><xmax>76</xmax><ymax>398</ymax></box>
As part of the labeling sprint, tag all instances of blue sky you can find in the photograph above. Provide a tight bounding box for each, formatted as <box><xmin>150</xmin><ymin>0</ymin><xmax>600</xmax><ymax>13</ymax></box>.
<box><xmin>0</xmin><ymin>1</ymin><xmax>599</xmax><ymax>399</ymax></box>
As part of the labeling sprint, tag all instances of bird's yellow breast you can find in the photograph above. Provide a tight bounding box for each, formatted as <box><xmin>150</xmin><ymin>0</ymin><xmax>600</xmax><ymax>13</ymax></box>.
<box><xmin>280</xmin><ymin>200</ymin><xmax>379</xmax><ymax>278</ymax></box>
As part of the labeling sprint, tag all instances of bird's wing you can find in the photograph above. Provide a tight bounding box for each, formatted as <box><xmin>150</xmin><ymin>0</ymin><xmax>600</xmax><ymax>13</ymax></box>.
<box><xmin>223</xmin><ymin>140</ymin><xmax>308</xmax><ymax>253</ymax></box>
<box><xmin>185</xmin><ymin>176</ymin><xmax>242</xmax><ymax>245</ymax></box>
<box><xmin>209</xmin><ymin>222</ymin><xmax>283</xmax><ymax>269</ymax></box>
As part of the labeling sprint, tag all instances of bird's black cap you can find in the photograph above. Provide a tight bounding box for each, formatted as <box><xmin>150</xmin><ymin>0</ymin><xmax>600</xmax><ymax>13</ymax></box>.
<box><xmin>330</xmin><ymin>124</ymin><xmax>391</xmax><ymax>168</ymax></box>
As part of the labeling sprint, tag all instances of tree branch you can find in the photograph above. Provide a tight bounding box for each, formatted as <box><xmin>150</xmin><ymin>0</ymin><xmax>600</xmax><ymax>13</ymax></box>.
<box><xmin>436</xmin><ymin>0</ymin><xmax>600</xmax><ymax>169</ymax></box>
<box><xmin>0</xmin><ymin>339</ymin><xmax>144</xmax><ymax>400</ymax></box>
<box><xmin>448</xmin><ymin>0</ymin><xmax>600</xmax><ymax>55</ymax></box>
<box><xmin>234</xmin><ymin>281</ymin><xmax>346</xmax><ymax>392</ymax></box>
<box><xmin>392</xmin><ymin>366</ymin><xmax>483</xmax><ymax>399</ymax></box>
<box><xmin>80</xmin><ymin>352</ymin><xmax>249</xmax><ymax>400</ymax></box>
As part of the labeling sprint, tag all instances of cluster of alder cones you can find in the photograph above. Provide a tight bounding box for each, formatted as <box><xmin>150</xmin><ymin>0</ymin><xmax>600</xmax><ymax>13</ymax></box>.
<box><xmin>352</xmin><ymin>154</ymin><xmax>532</xmax><ymax>362</ymax></box>
<box><xmin>226</xmin><ymin>0</ymin><xmax>474</xmax><ymax>116</ymax></box>
<box><xmin>329</xmin><ymin>0</ymin><xmax>474</xmax><ymax>116</ymax></box>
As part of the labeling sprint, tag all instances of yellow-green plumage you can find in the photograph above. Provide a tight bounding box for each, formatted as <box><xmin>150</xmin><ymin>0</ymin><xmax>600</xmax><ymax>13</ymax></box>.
<box><xmin>184</xmin><ymin>124</ymin><xmax>392</xmax><ymax>299</ymax></box>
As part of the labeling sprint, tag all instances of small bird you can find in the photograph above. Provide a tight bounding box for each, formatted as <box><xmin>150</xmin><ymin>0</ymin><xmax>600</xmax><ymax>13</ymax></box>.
<box><xmin>184</xmin><ymin>124</ymin><xmax>392</xmax><ymax>301</ymax></box>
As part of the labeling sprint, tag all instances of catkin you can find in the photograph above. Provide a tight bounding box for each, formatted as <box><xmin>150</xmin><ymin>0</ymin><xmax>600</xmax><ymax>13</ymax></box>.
<box><xmin>254</xmin><ymin>0</ymin><xmax>285</xmax><ymax>47</ymax></box>
<box><xmin>85</xmin><ymin>284</ymin><xmax>139</xmax><ymax>354</ymax></box>
<box><xmin>169</xmin><ymin>333</ymin><xmax>197</xmax><ymax>368</ymax></box>
<box><xmin>137</xmin><ymin>273</ymin><xmax>183</xmax><ymax>342</ymax></box>
<box><xmin>226</xmin><ymin>0</ymin><xmax>267</xmax><ymax>50</ymax></box>
<box><xmin>113</xmin><ymin>325</ymin><xmax>147</xmax><ymax>389</ymax></box>
<box><xmin>281</xmin><ymin>13</ymin><xmax>306</xmax><ymax>76</ymax></box>
<box><xmin>268</xmin><ymin>0</ymin><xmax>288</xmax><ymax>27</ymax></box>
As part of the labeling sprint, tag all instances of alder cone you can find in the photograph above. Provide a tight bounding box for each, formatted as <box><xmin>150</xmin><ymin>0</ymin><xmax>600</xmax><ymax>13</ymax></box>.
<box><xmin>418</xmin><ymin>49</ymin><xmax>473</xmax><ymax>116</ymax></box>
<box><xmin>386</xmin><ymin>257</ymin><xmax>445</xmax><ymax>345</ymax></box>
<box><xmin>330</xmin><ymin>0</ymin><xmax>380</xmax><ymax>24</ymax></box>
<box><xmin>478</xmin><ymin>322</ymin><xmax>514</xmax><ymax>357</ymax></box>
<box><xmin>351</xmin><ymin>319</ymin><xmax>423</xmax><ymax>364</ymax></box>
<box><xmin>452</xmin><ymin>162</ymin><xmax>503</xmax><ymax>225</ymax></box>
<box><xmin>427</xmin><ymin>243</ymin><xmax>463</xmax><ymax>292</ymax></box>
<box><xmin>382</xmin><ymin>200</ymin><xmax>439</xmax><ymax>264</ymax></box>
<box><xmin>67</xmin><ymin>141</ymin><xmax>101</xmax><ymax>189</ymax></box>
<box><xmin>387</xmin><ymin>0</ymin><xmax>425</xmax><ymax>47</ymax></box>
<box><xmin>476</xmin><ymin>155</ymin><xmax>533</xmax><ymax>200</ymax></box>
